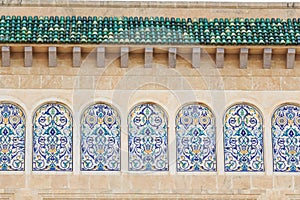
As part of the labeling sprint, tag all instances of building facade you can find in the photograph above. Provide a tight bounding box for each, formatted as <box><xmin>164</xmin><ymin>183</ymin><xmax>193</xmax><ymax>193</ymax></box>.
<box><xmin>0</xmin><ymin>1</ymin><xmax>299</xmax><ymax>199</ymax></box>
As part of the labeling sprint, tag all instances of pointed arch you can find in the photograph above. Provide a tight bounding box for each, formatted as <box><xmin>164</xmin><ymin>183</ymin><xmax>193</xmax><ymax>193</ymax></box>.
<box><xmin>223</xmin><ymin>103</ymin><xmax>264</xmax><ymax>172</ymax></box>
<box><xmin>128</xmin><ymin>102</ymin><xmax>168</xmax><ymax>171</ymax></box>
<box><xmin>0</xmin><ymin>102</ymin><xmax>26</xmax><ymax>171</ymax></box>
<box><xmin>176</xmin><ymin>103</ymin><xmax>216</xmax><ymax>172</ymax></box>
<box><xmin>272</xmin><ymin>103</ymin><xmax>300</xmax><ymax>172</ymax></box>
<box><xmin>80</xmin><ymin>102</ymin><xmax>121</xmax><ymax>171</ymax></box>
<box><xmin>32</xmin><ymin>102</ymin><xmax>73</xmax><ymax>171</ymax></box>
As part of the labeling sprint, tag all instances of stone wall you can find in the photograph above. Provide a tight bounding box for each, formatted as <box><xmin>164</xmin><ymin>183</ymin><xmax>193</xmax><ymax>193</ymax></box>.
<box><xmin>0</xmin><ymin>2</ymin><xmax>300</xmax><ymax>200</ymax></box>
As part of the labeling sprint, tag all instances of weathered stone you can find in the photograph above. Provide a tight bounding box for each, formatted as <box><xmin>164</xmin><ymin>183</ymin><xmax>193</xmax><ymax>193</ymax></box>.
<box><xmin>1</xmin><ymin>46</ymin><xmax>10</xmax><ymax>67</ymax></box>
<box><xmin>144</xmin><ymin>47</ymin><xmax>153</xmax><ymax>68</ymax></box>
<box><xmin>263</xmin><ymin>48</ymin><xmax>272</xmax><ymax>69</ymax></box>
<box><xmin>24</xmin><ymin>46</ymin><xmax>33</xmax><ymax>67</ymax></box>
<box><xmin>240</xmin><ymin>48</ymin><xmax>248</xmax><ymax>69</ymax></box>
<box><xmin>192</xmin><ymin>47</ymin><xmax>201</xmax><ymax>68</ymax></box>
<box><xmin>216</xmin><ymin>48</ymin><xmax>224</xmax><ymax>68</ymax></box>
<box><xmin>73</xmin><ymin>46</ymin><xmax>81</xmax><ymax>67</ymax></box>
<box><xmin>121</xmin><ymin>47</ymin><xmax>129</xmax><ymax>68</ymax></box>
<box><xmin>286</xmin><ymin>48</ymin><xmax>295</xmax><ymax>69</ymax></box>
<box><xmin>168</xmin><ymin>47</ymin><xmax>176</xmax><ymax>68</ymax></box>
<box><xmin>48</xmin><ymin>46</ymin><xmax>57</xmax><ymax>67</ymax></box>
<box><xmin>97</xmin><ymin>46</ymin><xmax>105</xmax><ymax>68</ymax></box>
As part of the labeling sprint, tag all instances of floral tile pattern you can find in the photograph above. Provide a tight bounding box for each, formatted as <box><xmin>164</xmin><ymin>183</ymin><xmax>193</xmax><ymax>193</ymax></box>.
<box><xmin>128</xmin><ymin>103</ymin><xmax>168</xmax><ymax>171</ymax></box>
<box><xmin>272</xmin><ymin>104</ymin><xmax>300</xmax><ymax>172</ymax></box>
<box><xmin>176</xmin><ymin>103</ymin><xmax>216</xmax><ymax>172</ymax></box>
<box><xmin>224</xmin><ymin>104</ymin><xmax>264</xmax><ymax>172</ymax></box>
<box><xmin>81</xmin><ymin>103</ymin><xmax>120</xmax><ymax>171</ymax></box>
<box><xmin>0</xmin><ymin>103</ymin><xmax>25</xmax><ymax>171</ymax></box>
<box><xmin>32</xmin><ymin>103</ymin><xmax>73</xmax><ymax>171</ymax></box>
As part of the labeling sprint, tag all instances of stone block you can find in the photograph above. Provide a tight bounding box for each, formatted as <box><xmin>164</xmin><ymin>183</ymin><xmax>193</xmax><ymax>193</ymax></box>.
<box><xmin>287</xmin><ymin>48</ymin><xmax>295</xmax><ymax>69</ymax></box>
<box><xmin>69</xmin><ymin>175</ymin><xmax>90</xmax><ymax>189</ymax></box>
<box><xmin>144</xmin><ymin>47</ymin><xmax>153</xmax><ymax>68</ymax></box>
<box><xmin>251</xmin><ymin>176</ymin><xmax>273</xmax><ymax>189</ymax></box>
<box><xmin>274</xmin><ymin>176</ymin><xmax>293</xmax><ymax>189</ymax></box>
<box><xmin>263</xmin><ymin>48</ymin><xmax>272</xmax><ymax>69</ymax></box>
<box><xmin>48</xmin><ymin>46</ymin><xmax>57</xmax><ymax>67</ymax></box>
<box><xmin>97</xmin><ymin>46</ymin><xmax>105</xmax><ymax>68</ymax></box>
<box><xmin>216</xmin><ymin>48</ymin><xmax>224</xmax><ymax>68</ymax></box>
<box><xmin>1</xmin><ymin>46</ymin><xmax>10</xmax><ymax>67</ymax></box>
<box><xmin>168</xmin><ymin>47</ymin><xmax>176</xmax><ymax>68</ymax></box>
<box><xmin>73</xmin><ymin>46</ymin><xmax>81</xmax><ymax>67</ymax></box>
<box><xmin>120</xmin><ymin>47</ymin><xmax>129</xmax><ymax>68</ymax></box>
<box><xmin>24</xmin><ymin>46</ymin><xmax>33</xmax><ymax>67</ymax></box>
<box><xmin>50</xmin><ymin>175</ymin><xmax>69</xmax><ymax>189</ymax></box>
<box><xmin>232</xmin><ymin>176</ymin><xmax>250</xmax><ymax>190</ymax></box>
<box><xmin>240</xmin><ymin>48</ymin><xmax>248</xmax><ymax>69</ymax></box>
<box><xmin>192</xmin><ymin>47</ymin><xmax>201</xmax><ymax>68</ymax></box>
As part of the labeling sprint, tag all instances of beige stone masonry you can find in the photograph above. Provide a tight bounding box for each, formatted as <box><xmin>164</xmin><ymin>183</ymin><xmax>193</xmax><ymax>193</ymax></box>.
<box><xmin>120</xmin><ymin>47</ymin><xmax>129</xmax><ymax>68</ymax></box>
<box><xmin>287</xmin><ymin>48</ymin><xmax>296</xmax><ymax>69</ymax></box>
<box><xmin>72</xmin><ymin>47</ymin><xmax>81</xmax><ymax>68</ymax></box>
<box><xmin>0</xmin><ymin>2</ymin><xmax>299</xmax><ymax>200</ymax></box>
<box><xmin>216</xmin><ymin>48</ymin><xmax>225</xmax><ymax>68</ymax></box>
<box><xmin>24</xmin><ymin>46</ymin><xmax>33</xmax><ymax>67</ymax></box>
<box><xmin>144</xmin><ymin>47</ymin><xmax>153</xmax><ymax>68</ymax></box>
<box><xmin>240</xmin><ymin>48</ymin><xmax>248</xmax><ymax>69</ymax></box>
<box><xmin>1</xmin><ymin>46</ymin><xmax>10</xmax><ymax>67</ymax></box>
<box><xmin>48</xmin><ymin>47</ymin><xmax>57</xmax><ymax>67</ymax></box>
<box><xmin>168</xmin><ymin>47</ymin><xmax>176</xmax><ymax>68</ymax></box>
<box><xmin>263</xmin><ymin>48</ymin><xmax>272</xmax><ymax>69</ymax></box>
<box><xmin>97</xmin><ymin>47</ymin><xmax>105</xmax><ymax>68</ymax></box>
<box><xmin>192</xmin><ymin>47</ymin><xmax>201</xmax><ymax>68</ymax></box>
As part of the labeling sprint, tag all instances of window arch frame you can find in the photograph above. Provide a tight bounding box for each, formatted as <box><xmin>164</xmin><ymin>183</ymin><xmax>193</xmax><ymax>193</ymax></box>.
<box><xmin>223</xmin><ymin>102</ymin><xmax>265</xmax><ymax>172</ymax></box>
<box><xmin>0</xmin><ymin>101</ymin><xmax>26</xmax><ymax>171</ymax></box>
<box><xmin>32</xmin><ymin>101</ymin><xmax>73</xmax><ymax>172</ymax></box>
<box><xmin>175</xmin><ymin>102</ymin><xmax>217</xmax><ymax>172</ymax></box>
<box><xmin>127</xmin><ymin>101</ymin><xmax>169</xmax><ymax>171</ymax></box>
<box><xmin>271</xmin><ymin>102</ymin><xmax>300</xmax><ymax>172</ymax></box>
<box><xmin>80</xmin><ymin>101</ymin><xmax>121</xmax><ymax>171</ymax></box>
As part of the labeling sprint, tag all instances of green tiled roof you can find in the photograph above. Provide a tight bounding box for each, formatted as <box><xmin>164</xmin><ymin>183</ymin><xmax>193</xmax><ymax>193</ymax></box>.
<box><xmin>0</xmin><ymin>15</ymin><xmax>299</xmax><ymax>45</ymax></box>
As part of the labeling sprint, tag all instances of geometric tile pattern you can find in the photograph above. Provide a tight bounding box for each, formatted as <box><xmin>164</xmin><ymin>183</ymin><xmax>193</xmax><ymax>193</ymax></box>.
<box><xmin>224</xmin><ymin>104</ymin><xmax>264</xmax><ymax>172</ymax></box>
<box><xmin>272</xmin><ymin>104</ymin><xmax>300</xmax><ymax>172</ymax></box>
<box><xmin>0</xmin><ymin>103</ymin><xmax>26</xmax><ymax>171</ymax></box>
<box><xmin>81</xmin><ymin>103</ymin><xmax>120</xmax><ymax>171</ymax></box>
<box><xmin>128</xmin><ymin>103</ymin><xmax>168</xmax><ymax>171</ymax></box>
<box><xmin>32</xmin><ymin>103</ymin><xmax>73</xmax><ymax>171</ymax></box>
<box><xmin>176</xmin><ymin>103</ymin><xmax>216</xmax><ymax>172</ymax></box>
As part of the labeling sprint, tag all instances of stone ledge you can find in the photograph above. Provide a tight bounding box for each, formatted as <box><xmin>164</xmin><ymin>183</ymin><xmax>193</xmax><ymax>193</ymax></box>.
<box><xmin>0</xmin><ymin>1</ymin><xmax>298</xmax><ymax>9</ymax></box>
<box><xmin>0</xmin><ymin>45</ymin><xmax>297</xmax><ymax>70</ymax></box>
<box><xmin>39</xmin><ymin>192</ymin><xmax>260</xmax><ymax>200</ymax></box>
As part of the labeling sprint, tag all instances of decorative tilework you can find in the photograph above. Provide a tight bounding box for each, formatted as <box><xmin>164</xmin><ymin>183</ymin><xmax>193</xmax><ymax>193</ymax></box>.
<box><xmin>0</xmin><ymin>103</ymin><xmax>25</xmax><ymax>171</ymax></box>
<box><xmin>128</xmin><ymin>103</ymin><xmax>168</xmax><ymax>171</ymax></box>
<box><xmin>81</xmin><ymin>103</ymin><xmax>120</xmax><ymax>171</ymax></box>
<box><xmin>224</xmin><ymin>104</ymin><xmax>264</xmax><ymax>172</ymax></box>
<box><xmin>176</xmin><ymin>103</ymin><xmax>216</xmax><ymax>172</ymax></box>
<box><xmin>32</xmin><ymin>103</ymin><xmax>73</xmax><ymax>171</ymax></box>
<box><xmin>272</xmin><ymin>104</ymin><xmax>300</xmax><ymax>172</ymax></box>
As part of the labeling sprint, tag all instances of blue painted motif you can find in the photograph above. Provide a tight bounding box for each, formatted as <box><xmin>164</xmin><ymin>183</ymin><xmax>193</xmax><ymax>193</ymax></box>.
<box><xmin>224</xmin><ymin>104</ymin><xmax>264</xmax><ymax>172</ymax></box>
<box><xmin>33</xmin><ymin>103</ymin><xmax>73</xmax><ymax>171</ymax></box>
<box><xmin>128</xmin><ymin>103</ymin><xmax>168</xmax><ymax>171</ymax></box>
<box><xmin>176</xmin><ymin>104</ymin><xmax>216</xmax><ymax>172</ymax></box>
<box><xmin>272</xmin><ymin>104</ymin><xmax>300</xmax><ymax>172</ymax></box>
<box><xmin>81</xmin><ymin>103</ymin><xmax>120</xmax><ymax>171</ymax></box>
<box><xmin>0</xmin><ymin>103</ymin><xmax>25</xmax><ymax>171</ymax></box>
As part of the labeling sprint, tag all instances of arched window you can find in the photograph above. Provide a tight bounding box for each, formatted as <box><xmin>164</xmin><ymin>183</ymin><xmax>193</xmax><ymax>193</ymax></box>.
<box><xmin>224</xmin><ymin>104</ymin><xmax>264</xmax><ymax>172</ymax></box>
<box><xmin>81</xmin><ymin>103</ymin><xmax>120</xmax><ymax>171</ymax></box>
<box><xmin>32</xmin><ymin>103</ymin><xmax>73</xmax><ymax>171</ymax></box>
<box><xmin>272</xmin><ymin>104</ymin><xmax>300</xmax><ymax>172</ymax></box>
<box><xmin>0</xmin><ymin>103</ymin><xmax>25</xmax><ymax>171</ymax></box>
<box><xmin>128</xmin><ymin>103</ymin><xmax>168</xmax><ymax>171</ymax></box>
<box><xmin>176</xmin><ymin>103</ymin><xmax>216</xmax><ymax>172</ymax></box>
